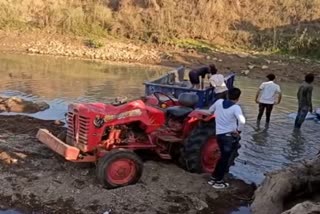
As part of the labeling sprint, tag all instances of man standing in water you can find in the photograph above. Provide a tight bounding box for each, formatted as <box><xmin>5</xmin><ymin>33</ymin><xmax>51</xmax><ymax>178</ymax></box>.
<box><xmin>255</xmin><ymin>74</ymin><xmax>282</xmax><ymax>127</ymax></box>
<box><xmin>188</xmin><ymin>64</ymin><xmax>217</xmax><ymax>89</ymax></box>
<box><xmin>208</xmin><ymin>88</ymin><xmax>246</xmax><ymax>189</ymax></box>
<box><xmin>294</xmin><ymin>73</ymin><xmax>315</xmax><ymax>129</ymax></box>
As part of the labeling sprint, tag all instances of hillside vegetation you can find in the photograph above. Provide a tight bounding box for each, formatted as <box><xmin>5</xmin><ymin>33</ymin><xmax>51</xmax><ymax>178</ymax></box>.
<box><xmin>1</xmin><ymin>0</ymin><xmax>320</xmax><ymax>57</ymax></box>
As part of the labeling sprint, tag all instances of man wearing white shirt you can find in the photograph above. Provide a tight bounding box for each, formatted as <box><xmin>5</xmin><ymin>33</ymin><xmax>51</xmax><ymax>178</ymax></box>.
<box><xmin>209</xmin><ymin>70</ymin><xmax>228</xmax><ymax>101</ymax></box>
<box><xmin>208</xmin><ymin>88</ymin><xmax>246</xmax><ymax>189</ymax></box>
<box><xmin>255</xmin><ymin>74</ymin><xmax>282</xmax><ymax>126</ymax></box>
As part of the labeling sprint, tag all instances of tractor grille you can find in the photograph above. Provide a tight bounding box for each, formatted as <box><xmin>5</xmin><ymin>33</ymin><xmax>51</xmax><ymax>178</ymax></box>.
<box><xmin>67</xmin><ymin>112</ymin><xmax>89</xmax><ymax>145</ymax></box>
<box><xmin>67</xmin><ymin>112</ymin><xmax>74</xmax><ymax>141</ymax></box>
<box><xmin>78</xmin><ymin>115</ymin><xmax>89</xmax><ymax>144</ymax></box>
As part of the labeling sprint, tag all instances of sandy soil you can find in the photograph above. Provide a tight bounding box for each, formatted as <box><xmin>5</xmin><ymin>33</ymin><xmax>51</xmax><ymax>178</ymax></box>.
<box><xmin>0</xmin><ymin>31</ymin><xmax>319</xmax><ymax>83</ymax></box>
<box><xmin>0</xmin><ymin>115</ymin><xmax>254</xmax><ymax>214</ymax></box>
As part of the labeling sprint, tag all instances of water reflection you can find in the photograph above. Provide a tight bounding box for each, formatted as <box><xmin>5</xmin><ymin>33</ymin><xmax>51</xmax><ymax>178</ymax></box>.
<box><xmin>251</xmin><ymin>128</ymin><xmax>269</xmax><ymax>144</ymax></box>
<box><xmin>0</xmin><ymin>53</ymin><xmax>319</xmax><ymax>185</ymax></box>
<box><xmin>0</xmin><ymin>210</ymin><xmax>23</xmax><ymax>214</ymax></box>
<box><xmin>231</xmin><ymin>206</ymin><xmax>251</xmax><ymax>214</ymax></box>
<box><xmin>286</xmin><ymin>129</ymin><xmax>306</xmax><ymax>161</ymax></box>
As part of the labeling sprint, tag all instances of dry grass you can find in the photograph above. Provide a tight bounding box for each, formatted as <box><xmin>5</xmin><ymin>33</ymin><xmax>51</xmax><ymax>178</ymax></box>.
<box><xmin>0</xmin><ymin>0</ymin><xmax>320</xmax><ymax>56</ymax></box>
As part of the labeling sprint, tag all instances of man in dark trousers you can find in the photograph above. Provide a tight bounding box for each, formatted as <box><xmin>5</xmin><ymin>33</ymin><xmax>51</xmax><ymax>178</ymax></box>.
<box><xmin>208</xmin><ymin>88</ymin><xmax>246</xmax><ymax>189</ymax></box>
<box><xmin>255</xmin><ymin>73</ymin><xmax>282</xmax><ymax>127</ymax></box>
<box><xmin>294</xmin><ymin>73</ymin><xmax>315</xmax><ymax>129</ymax></box>
<box><xmin>188</xmin><ymin>64</ymin><xmax>217</xmax><ymax>89</ymax></box>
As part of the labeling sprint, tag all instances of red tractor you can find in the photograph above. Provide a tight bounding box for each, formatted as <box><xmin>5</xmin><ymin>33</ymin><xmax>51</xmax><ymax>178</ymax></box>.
<box><xmin>37</xmin><ymin>92</ymin><xmax>220</xmax><ymax>189</ymax></box>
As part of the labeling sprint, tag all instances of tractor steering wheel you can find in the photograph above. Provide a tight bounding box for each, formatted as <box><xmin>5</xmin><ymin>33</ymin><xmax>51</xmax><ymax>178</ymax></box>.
<box><xmin>153</xmin><ymin>92</ymin><xmax>175</xmax><ymax>107</ymax></box>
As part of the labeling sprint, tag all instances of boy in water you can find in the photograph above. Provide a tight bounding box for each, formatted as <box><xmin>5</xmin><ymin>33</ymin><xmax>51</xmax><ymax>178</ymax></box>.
<box><xmin>208</xmin><ymin>88</ymin><xmax>246</xmax><ymax>189</ymax></box>
<box><xmin>294</xmin><ymin>73</ymin><xmax>314</xmax><ymax>129</ymax></box>
<box><xmin>255</xmin><ymin>74</ymin><xmax>282</xmax><ymax>127</ymax></box>
<box><xmin>188</xmin><ymin>64</ymin><xmax>217</xmax><ymax>89</ymax></box>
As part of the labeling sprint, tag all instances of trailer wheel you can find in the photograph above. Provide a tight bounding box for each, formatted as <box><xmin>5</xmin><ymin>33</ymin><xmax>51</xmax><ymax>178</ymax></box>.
<box><xmin>96</xmin><ymin>150</ymin><xmax>143</xmax><ymax>189</ymax></box>
<box><xmin>179</xmin><ymin>121</ymin><xmax>220</xmax><ymax>173</ymax></box>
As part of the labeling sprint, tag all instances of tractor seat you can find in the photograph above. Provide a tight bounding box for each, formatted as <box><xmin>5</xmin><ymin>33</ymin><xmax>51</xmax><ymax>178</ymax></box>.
<box><xmin>166</xmin><ymin>106</ymin><xmax>193</xmax><ymax>118</ymax></box>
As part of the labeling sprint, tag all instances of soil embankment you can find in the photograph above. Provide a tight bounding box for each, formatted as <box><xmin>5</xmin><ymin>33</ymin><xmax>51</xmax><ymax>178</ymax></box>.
<box><xmin>0</xmin><ymin>115</ymin><xmax>255</xmax><ymax>214</ymax></box>
<box><xmin>0</xmin><ymin>31</ymin><xmax>320</xmax><ymax>83</ymax></box>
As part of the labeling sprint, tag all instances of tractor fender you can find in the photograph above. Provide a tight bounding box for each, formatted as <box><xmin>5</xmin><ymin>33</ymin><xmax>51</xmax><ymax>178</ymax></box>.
<box><xmin>188</xmin><ymin>109</ymin><xmax>215</xmax><ymax>121</ymax></box>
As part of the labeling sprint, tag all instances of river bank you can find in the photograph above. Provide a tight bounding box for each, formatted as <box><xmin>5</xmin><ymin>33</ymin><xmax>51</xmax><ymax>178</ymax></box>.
<box><xmin>0</xmin><ymin>115</ymin><xmax>254</xmax><ymax>214</ymax></box>
<box><xmin>0</xmin><ymin>30</ymin><xmax>319</xmax><ymax>214</ymax></box>
<box><xmin>0</xmin><ymin>31</ymin><xmax>319</xmax><ymax>83</ymax></box>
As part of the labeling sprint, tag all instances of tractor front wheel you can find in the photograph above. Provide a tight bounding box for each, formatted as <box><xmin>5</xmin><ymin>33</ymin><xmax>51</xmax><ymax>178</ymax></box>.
<box><xmin>179</xmin><ymin>122</ymin><xmax>220</xmax><ymax>173</ymax></box>
<box><xmin>96</xmin><ymin>150</ymin><xmax>143</xmax><ymax>189</ymax></box>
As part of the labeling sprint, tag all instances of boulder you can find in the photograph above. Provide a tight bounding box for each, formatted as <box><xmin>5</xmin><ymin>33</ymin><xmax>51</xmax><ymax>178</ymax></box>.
<box><xmin>0</xmin><ymin>97</ymin><xmax>49</xmax><ymax>113</ymax></box>
<box><xmin>251</xmin><ymin>157</ymin><xmax>320</xmax><ymax>214</ymax></box>
<box><xmin>282</xmin><ymin>201</ymin><xmax>320</xmax><ymax>214</ymax></box>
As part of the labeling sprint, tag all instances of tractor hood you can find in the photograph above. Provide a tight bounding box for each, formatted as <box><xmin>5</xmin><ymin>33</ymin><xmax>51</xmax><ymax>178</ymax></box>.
<box><xmin>68</xmin><ymin>100</ymin><xmax>148</xmax><ymax>117</ymax></box>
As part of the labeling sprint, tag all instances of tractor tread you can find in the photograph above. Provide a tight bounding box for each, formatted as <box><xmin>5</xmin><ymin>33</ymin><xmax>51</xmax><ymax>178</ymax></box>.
<box><xmin>179</xmin><ymin>121</ymin><xmax>216</xmax><ymax>173</ymax></box>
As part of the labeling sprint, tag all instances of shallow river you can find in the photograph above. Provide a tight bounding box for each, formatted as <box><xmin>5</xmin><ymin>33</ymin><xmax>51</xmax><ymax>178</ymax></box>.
<box><xmin>0</xmin><ymin>53</ymin><xmax>319</xmax><ymax>187</ymax></box>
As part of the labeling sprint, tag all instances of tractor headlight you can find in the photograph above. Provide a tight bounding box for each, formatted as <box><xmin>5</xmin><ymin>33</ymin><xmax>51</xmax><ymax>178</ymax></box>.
<box><xmin>94</xmin><ymin>116</ymin><xmax>104</xmax><ymax>128</ymax></box>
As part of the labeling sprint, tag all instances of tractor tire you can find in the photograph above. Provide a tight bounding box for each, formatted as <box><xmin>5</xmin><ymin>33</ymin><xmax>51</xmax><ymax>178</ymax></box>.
<box><xmin>96</xmin><ymin>149</ymin><xmax>143</xmax><ymax>189</ymax></box>
<box><xmin>179</xmin><ymin>121</ymin><xmax>220</xmax><ymax>173</ymax></box>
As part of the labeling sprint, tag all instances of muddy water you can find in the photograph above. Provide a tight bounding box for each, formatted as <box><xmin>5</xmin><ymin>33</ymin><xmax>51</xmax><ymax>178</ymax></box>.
<box><xmin>0</xmin><ymin>53</ymin><xmax>319</xmax><ymax>187</ymax></box>
<box><xmin>0</xmin><ymin>210</ymin><xmax>22</xmax><ymax>214</ymax></box>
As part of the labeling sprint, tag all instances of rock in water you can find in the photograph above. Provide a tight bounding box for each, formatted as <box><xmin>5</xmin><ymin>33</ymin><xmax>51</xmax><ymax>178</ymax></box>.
<box><xmin>0</xmin><ymin>96</ymin><xmax>49</xmax><ymax>113</ymax></box>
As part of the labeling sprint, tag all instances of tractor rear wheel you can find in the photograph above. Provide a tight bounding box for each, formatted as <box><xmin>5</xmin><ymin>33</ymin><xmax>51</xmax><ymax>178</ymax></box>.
<box><xmin>96</xmin><ymin>149</ymin><xmax>143</xmax><ymax>189</ymax></box>
<box><xmin>179</xmin><ymin>121</ymin><xmax>220</xmax><ymax>173</ymax></box>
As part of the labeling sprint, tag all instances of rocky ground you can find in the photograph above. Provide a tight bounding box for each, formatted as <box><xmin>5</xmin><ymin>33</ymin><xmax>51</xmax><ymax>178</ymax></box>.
<box><xmin>0</xmin><ymin>31</ymin><xmax>319</xmax><ymax>83</ymax></box>
<box><xmin>0</xmin><ymin>115</ymin><xmax>255</xmax><ymax>214</ymax></box>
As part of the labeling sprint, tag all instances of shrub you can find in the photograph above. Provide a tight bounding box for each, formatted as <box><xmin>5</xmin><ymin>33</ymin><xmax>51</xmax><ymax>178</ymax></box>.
<box><xmin>84</xmin><ymin>38</ymin><xmax>104</xmax><ymax>49</ymax></box>
<box><xmin>0</xmin><ymin>0</ymin><xmax>320</xmax><ymax>57</ymax></box>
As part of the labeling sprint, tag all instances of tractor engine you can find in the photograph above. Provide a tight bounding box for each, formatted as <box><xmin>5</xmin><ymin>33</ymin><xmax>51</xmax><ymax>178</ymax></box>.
<box><xmin>166</xmin><ymin>116</ymin><xmax>184</xmax><ymax>132</ymax></box>
<box><xmin>101</xmin><ymin>123</ymin><xmax>148</xmax><ymax>150</ymax></box>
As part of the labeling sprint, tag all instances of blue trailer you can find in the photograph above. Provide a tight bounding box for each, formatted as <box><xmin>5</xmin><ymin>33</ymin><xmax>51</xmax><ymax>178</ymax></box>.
<box><xmin>144</xmin><ymin>67</ymin><xmax>235</xmax><ymax>108</ymax></box>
